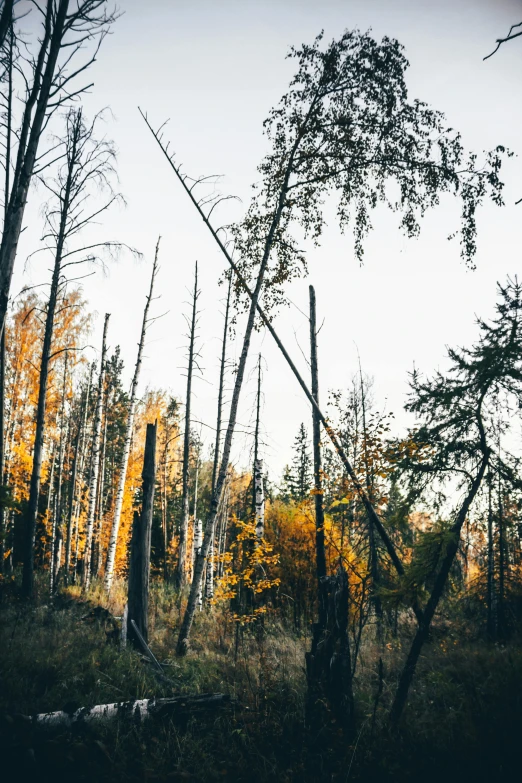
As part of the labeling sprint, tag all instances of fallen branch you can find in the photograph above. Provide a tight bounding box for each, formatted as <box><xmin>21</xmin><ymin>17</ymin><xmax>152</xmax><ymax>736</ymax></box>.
<box><xmin>18</xmin><ymin>694</ymin><xmax>234</xmax><ymax>729</ymax></box>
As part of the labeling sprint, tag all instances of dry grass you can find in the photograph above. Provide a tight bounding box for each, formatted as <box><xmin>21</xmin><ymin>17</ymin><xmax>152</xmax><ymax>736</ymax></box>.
<box><xmin>1</xmin><ymin>573</ymin><xmax>522</xmax><ymax>782</ymax></box>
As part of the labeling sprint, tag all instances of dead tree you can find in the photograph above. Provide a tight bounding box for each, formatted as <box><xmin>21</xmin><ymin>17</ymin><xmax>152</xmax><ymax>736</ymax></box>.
<box><xmin>21</xmin><ymin>108</ymin><xmax>120</xmax><ymax>597</ymax></box>
<box><xmin>70</xmin><ymin>365</ymin><xmax>93</xmax><ymax>580</ymax></box>
<box><xmin>64</xmin><ymin>375</ymin><xmax>89</xmax><ymax>583</ymax></box>
<box><xmin>94</xmin><ymin>390</ymin><xmax>108</xmax><ymax>576</ymax></box>
<box><xmin>142</xmin><ymin>28</ymin><xmax>506</xmax><ymax>654</ymax></box>
<box><xmin>0</xmin><ymin>0</ymin><xmax>13</xmax><ymax>52</ymax></box>
<box><xmin>82</xmin><ymin>312</ymin><xmax>109</xmax><ymax>589</ymax></box>
<box><xmin>205</xmin><ymin>273</ymin><xmax>232</xmax><ymax>599</ymax></box>
<box><xmin>175</xmin><ymin>261</ymin><xmax>200</xmax><ymax>589</ymax></box>
<box><xmin>358</xmin><ymin>359</ymin><xmax>383</xmax><ymax>637</ymax></box>
<box><xmin>49</xmin><ymin>352</ymin><xmax>68</xmax><ymax>595</ymax></box>
<box><xmin>105</xmin><ymin>240</ymin><xmax>160</xmax><ymax>592</ymax></box>
<box><xmin>127</xmin><ymin>421</ymin><xmax>157</xmax><ymax>647</ymax></box>
<box><xmin>0</xmin><ymin>1</ymin><xmax>118</xmax><ymax>338</ymax></box>
<box><xmin>305</xmin><ymin>285</ymin><xmax>331</xmax><ymax>722</ymax></box>
<box><xmin>0</xmin><ymin>15</ymin><xmax>14</xmax><ymax>571</ymax></box>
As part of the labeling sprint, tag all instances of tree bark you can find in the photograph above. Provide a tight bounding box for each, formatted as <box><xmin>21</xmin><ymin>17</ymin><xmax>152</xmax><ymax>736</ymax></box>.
<box><xmin>127</xmin><ymin>421</ymin><xmax>157</xmax><ymax>646</ymax></box>
<box><xmin>389</xmin><ymin>448</ymin><xmax>490</xmax><ymax>724</ymax></box>
<box><xmin>175</xmin><ymin>262</ymin><xmax>198</xmax><ymax>589</ymax></box>
<box><xmin>486</xmin><ymin>468</ymin><xmax>496</xmax><ymax>639</ymax></box>
<box><xmin>83</xmin><ymin>313</ymin><xmax>110</xmax><ymax>589</ymax></box>
<box><xmin>24</xmin><ymin>694</ymin><xmax>233</xmax><ymax>728</ymax></box>
<box><xmin>64</xmin><ymin>389</ymin><xmax>85</xmax><ymax>585</ymax></box>
<box><xmin>21</xmin><ymin>115</ymin><xmax>77</xmax><ymax>597</ymax></box>
<box><xmin>309</xmin><ymin>286</ymin><xmax>327</xmax><ymax>593</ymax></box>
<box><xmin>50</xmin><ymin>355</ymin><xmax>68</xmax><ymax>595</ymax></box>
<box><xmin>105</xmin><ymin>240</ymin><xmax>160</xmax><ymax>592</ymax></box>
<box><xmin>0</xmin><ymin>0</ymin><xmax>69</xmax><ymax>336</ymax></box>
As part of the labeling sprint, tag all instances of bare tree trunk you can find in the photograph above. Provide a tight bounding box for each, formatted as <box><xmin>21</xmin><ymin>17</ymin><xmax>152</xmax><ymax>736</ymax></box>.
<box><xmin>83</xmin><ymin>314</ymin><xmax>110</xmax><ymax>590</ymax></box>
<box><xmin>0</xmin><ymin>22</ymin><xmax>12</xmax><ymax>573</ymax></box>
<box><xmin>486</xmin><ymin>468</ymin><xmax>496</xmax><ymax>639</ymax></box>
<box><xmin>24</xmin><ymin>693</ymin><xmax>232</xmax><ymax>728</ymax></box>
<box><xmin>64</xmin><ymin>377</ymin><xmax>90</xmax><ymax>584</ymax></box>
<box><xmin>0</xmin><ymin>0</ymin><xmax>13</xmax><ymax>50</ymax></box>
<box><xmin>359</xmin><ymin>360</ymin><xmax>383</xmax><ymax>638</ymax></box>
<box><xmin>175</xmin><ymin>135</ymin><xmax>297</xmax><ymax>654</ymax></box>
<box><xmin>127</xmin><ymin>421</ymin><xmax>157</xmax><ymax>646</ymax></box>
<box><xmin>254</xmin><ymin>460</ymin><xmax>265</xmax><ymax>540</ymax></box>
<box><xmin>0</xmin><ymin>329</ymin><xmax>5</xmax><ymax>573</ymax></box>
<box><xmin>22</xmin><ymin>154</ymin><xmax>75</xmax><ymax>597</ymax></box>
<box><xmin>95</xmin><ymin>401</ymin><xmax>108</xmax><ymax>577</ymax></box>
<box><xmin>205</xmin><ymin>274</ymin><xmax>232</xmax><ymax>600</ymax></box>
<box><xmin>497</xmin><ymin>466</ymin><xmax>506</xmax><ymax>639</ymax></box>
<box><xmin>0</xmin><ymin>1</ymin><xmax>115</xmax><ymax>336</ymax></box>
<box><xmin>72</xmin><ymin>367</ymin><xmax>93</xmax><ymax>581</ymax></box>
<box><xmin>389</xmin><ymin>449</ymin><xmax>490</xmax><ymax>724</ymax></box>
<box><xmin>194</xmin><ymin>516</ymin><xmax>203</xmax><ymax>610</ymax></box>
<box><xmin>145</xmin><ymin>113</ymin><xmax>420</xmax><ymax>647</ymax></box>
<box><xmin>308</xmin><ymin>286</ymin><xmax>327</xmax><ymax>590</ymax></box>
<box><xmin>105</xmin><ymin>240</ymin><xmax>160</xmax><ymax>592</ymax></box>
<box><xmin>175</xmin><ymin>262</ymin><xmax>199</xmax><ymax>589</ymax></box>
<box><xmin>50</xmin><ymin>355</ymin><xmax>68</xmax><ymax>595</ymax></box>
<box><xmin>0</xmin><ymin>0</ymin><xmax>68</xmax><ymax>336</ymax></box>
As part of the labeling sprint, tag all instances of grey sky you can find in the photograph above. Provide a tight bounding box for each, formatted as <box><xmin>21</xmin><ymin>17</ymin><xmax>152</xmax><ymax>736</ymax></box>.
<box><xmin>14</xmin><ymin>0</ymin><xmax>522</xmax><ymax>479</ymax></box>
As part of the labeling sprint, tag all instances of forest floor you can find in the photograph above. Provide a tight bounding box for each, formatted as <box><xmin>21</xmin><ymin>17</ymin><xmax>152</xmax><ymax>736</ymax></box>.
<box><xmin>1</xmin><ymin>574</ymin><xmax>522</xmax><ymax>782</ymax></box>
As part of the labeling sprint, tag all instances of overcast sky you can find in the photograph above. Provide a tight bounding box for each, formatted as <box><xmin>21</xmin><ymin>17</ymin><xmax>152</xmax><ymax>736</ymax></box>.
<box><xmin>14</xmin><ymin>0</ymin><xmax>522</xmax><ymax>480</ymax></box>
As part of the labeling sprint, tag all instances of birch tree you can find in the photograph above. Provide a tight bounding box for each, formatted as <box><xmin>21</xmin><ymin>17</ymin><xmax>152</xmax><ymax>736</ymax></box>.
<box><xmin>175</xmin><ymin>262</ymin><xmax>200</xmax><ymax>589</ymax></box>
<box><xmin>104</xmin><ymin>240</ymin><xmax>160</xmax><ymax>592</ymax></box>
<box><xmin>0</xmin><ymin>0</ymin><xmax>118</xmax><ymax>336</ymax></box>
<box><xmin>22</xmin><ymin>107</ymin><xmax>120</xmax><ymax>597</ymax></box>
<box><xmin>82</xmin><ymin>312</ymin><xmax>109</xmax><ymax>588</ymax></box>
<box><xmin>64</xmin><ymin>371</ymin><xmax>89</xmax><ymax>582</ymax></box>
<box><xmin>143</xmin><ymin>29</ymin><xmax>509</xmax><ymax>655</ymax></box>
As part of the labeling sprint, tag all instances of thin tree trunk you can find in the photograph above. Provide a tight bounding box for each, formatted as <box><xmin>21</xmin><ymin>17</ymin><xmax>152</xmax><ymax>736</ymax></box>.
<box><xmin>72</xmin><ymin>368</ymin><xmax>93</xmax><ymax>581</ymax></box>
<box><xmin>64</xmin><ymin>380</ymin><xmax>89</xmax><ymax>584</ymax></box>
<box><xmin>21</xmin><ymin>142</ymin><xmax>76</xmax><ymax>596</ymax></box>
<box><xmin>205</xmin><ymin>274</ymin><xmax>232</xmax><ymax>599</ymax></box>
<box><xmin>95</xmin><ymin>402</ymin><xmax>108</xmax><ymax>577</ymax></box>
<box><xmin>0</xmin><ymin>330</ymin><xmax>5</xmax><ymax>573</ymax></box>
<box><xmin>105</xmin><ymin>240</ymin><xmax>160</xmax><ymax>592</ymax></box>
<box><xmin>50</xmin><ymin>355</ymin><xmax>68</xmax><ymax>595</ymax></box>
<box><xmin>146</xmin><ymin>121</ymin><xmax>414</xmax><ymax>632</ymax></box>
<box><xmin>0</xmin><ymin>0</ymin><xmax>70</xmax><ymax>336</ymax></box>
<box><xmin>176</xmin><ymin>262</ymin><xmax>199</xmax><ymax>589</ymax></box>
<box><xmin>359</xmin><ymin>360</ymin><xmax>383</xmax><ymax>637</ymax></box>
<box><xmin>175</xmin><ymin>113</ymin><xmax>304</xmax><ymax>653</ymax></box>
<box><xmin>486</xmin><ymin>468</ymin><xmax>496</xmax><ymax>639</ymax></box>
<box><xmin>83</xmin><ymin>314</ymin><xmax>110</xmax><ymax>589</ymax></box>
<box><xmin>0</xmin><ymin>24</ymin><xmax>12</xmax><ymax>573</ymax></box>
<box><xmin>127</xmin><ymin>421</ymin><xmax>157</xmax><ymax>646</ymax></box>
<box><xmin>497</xmin><ymin>466</ymin><xmax>506</xmax><ymax>639</ymax></box>
<box><xmin>309</xmin><ymin>285</ymin><xmax>327</xmax><ymax>598</ymax></box>
<box><xmin>389</xmin><ymin>449</ymin><xmax>490</xmax><ymax>724</ymax></box>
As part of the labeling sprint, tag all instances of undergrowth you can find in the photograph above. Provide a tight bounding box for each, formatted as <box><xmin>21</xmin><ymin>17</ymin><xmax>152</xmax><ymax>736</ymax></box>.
<box><xmin>1</xmin><ymin>573</ymin><xmax>521</xmax><ymax>782</ymax></box>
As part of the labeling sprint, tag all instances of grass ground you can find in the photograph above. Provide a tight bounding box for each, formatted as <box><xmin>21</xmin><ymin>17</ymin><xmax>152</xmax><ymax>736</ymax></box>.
<box><xmin>1</xmin><ymin>573</ymin><xmax>521</xmax><ymax>782</ymax></box>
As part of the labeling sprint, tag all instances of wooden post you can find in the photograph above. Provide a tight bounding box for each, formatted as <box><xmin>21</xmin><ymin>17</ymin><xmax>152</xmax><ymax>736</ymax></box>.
<box><xmin>127</xmin><ymin>421</ymin><xmax>157</xmax><ymax>646</ymax></box>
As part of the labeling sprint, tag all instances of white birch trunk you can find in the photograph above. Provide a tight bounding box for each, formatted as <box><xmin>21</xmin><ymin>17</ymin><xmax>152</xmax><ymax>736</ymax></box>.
<box><xmin>254</xmin><ymin>458</ymin><xmax>265</xmax><ymax>540</ymax></box>
<box><xmin>83</xmin><ymin>314</ymin><xmax>110</xmax><ymax>589</ymax></box>
<box><xmin>194</xmin><ymin>517</ymin><xmax>203</xmax><ymax>609</ymax></box>
<box><xmin>104</xmin><ymin>240</ymin><xmax>160</xmax><ymax>592</ymax></box>
<box><xmin>31</xmin><ymin>694</ymin><xmax>231</xmax><ymax>728</ymax></box>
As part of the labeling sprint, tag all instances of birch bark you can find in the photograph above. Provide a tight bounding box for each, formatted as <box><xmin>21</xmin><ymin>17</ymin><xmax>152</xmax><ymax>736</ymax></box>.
<box><xmin>104</xmin><ymin>240</ymin><xmax>159</xmax><ymax>591</ymax></box>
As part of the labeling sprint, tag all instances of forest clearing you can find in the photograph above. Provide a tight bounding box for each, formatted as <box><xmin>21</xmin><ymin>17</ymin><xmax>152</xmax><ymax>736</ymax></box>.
<box><xmin>0</xmin><ymin>2</ymin><xmax>521</xmax><ymax>781</ymax></box>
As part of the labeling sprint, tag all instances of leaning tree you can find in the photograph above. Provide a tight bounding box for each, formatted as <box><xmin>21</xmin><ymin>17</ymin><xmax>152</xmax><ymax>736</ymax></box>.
<box><xmin>143</xmin><ymin>28</ymin><xmax>510</xmax><ymax>655</ymax></box>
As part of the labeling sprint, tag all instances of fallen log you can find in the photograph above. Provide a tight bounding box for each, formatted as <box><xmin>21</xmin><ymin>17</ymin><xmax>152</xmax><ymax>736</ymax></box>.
<box><xmin>18</xmin><ymin>694</ymin><xmax>233</xmax><ymax>729</ymax></box>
